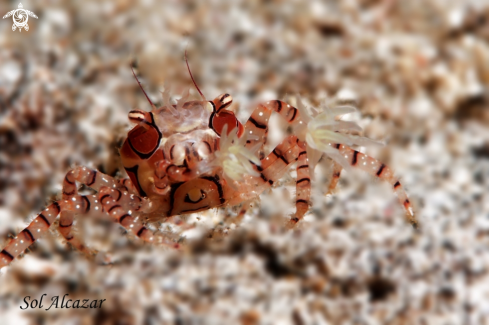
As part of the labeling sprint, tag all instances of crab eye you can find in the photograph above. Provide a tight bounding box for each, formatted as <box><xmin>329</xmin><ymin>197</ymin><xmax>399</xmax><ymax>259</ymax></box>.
<box><xmin>210</xmin><ymin>110</ymin><xmax>244</xmax><ymax>138</ymax></box>
<box><xmin>127</xmin><ymin>120</ymin><xmax>162</xmax><ymax>159</ymax></box>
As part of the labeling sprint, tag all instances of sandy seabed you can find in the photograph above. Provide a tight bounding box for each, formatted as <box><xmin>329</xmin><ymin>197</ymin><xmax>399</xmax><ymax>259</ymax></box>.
<box><xmin>1</xmin><ymin>1</ymin><xmax>489</xmax><ymax>324</ymax></box>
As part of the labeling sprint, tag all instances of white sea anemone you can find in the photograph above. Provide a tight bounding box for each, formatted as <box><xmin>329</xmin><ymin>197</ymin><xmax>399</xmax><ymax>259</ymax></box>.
<box><xmin>213</xmin><ymin>125</ymin><xmax>261</xmax><ymax>186</ymax></box>
<box><xmin>294</xmin><ymin>98</ymin><xmax>382</xmax><ymax>175</ymax></box>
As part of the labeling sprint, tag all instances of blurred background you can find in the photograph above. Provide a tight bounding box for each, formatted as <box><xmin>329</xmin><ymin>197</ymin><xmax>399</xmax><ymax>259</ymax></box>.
<box><xmin>0</xmin><ymin>0</ymin><xmax>488</xmax><ymax>324</ymax></box>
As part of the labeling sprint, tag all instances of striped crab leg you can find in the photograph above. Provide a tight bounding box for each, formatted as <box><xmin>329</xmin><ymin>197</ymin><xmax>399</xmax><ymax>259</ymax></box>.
<box><xmin>250</xmin><ymin>136</ymin><xmax>312</xmax><ymax>227</ymax></box>
<box><xmin>59</xmin><ymin>167</ymin><xmax>131</xmax><ymax>256</ymax></box>
<box><xmin>244</xmin><ymin>101</ymin><xmax>311</xmax><ymax>227</ymax></box>
<box><xmin>0</xmin><ymin>168</ymin><xmax>159</xmax><ymax>269</ymax></box>
<box><xmin>243</xmin><ymin>103</ymin><xmax>272</xmax><ymax>157</ymax></box>
<box><xmin>331</xmin><ymin>143</ymin><xmax>418</xmax><ymax>228</ymax></box>
<box><xmin>290</xmin><ymin>140</ymin><xmax>311</xmax><ymax>228</ymax></box>
<box><xmin>243</xmin><ymin>100</ymin><xmax>416</xmax><ymax>228</ymax></box>
<box><xmin>243</xmin><ymin>100</ymin><xmax>302</xmax><ymax>152</ymax></box>
<box><xmin>117</xmin><ymin>178</ymin><xmax>140</xmax><ymax>195</ymax></box>
<box><xmin>326</xmin><ymin>161</ymin><xmax>343</xmax><ymax>195</ymax></box>
<box><xmin>98</xmin><ymin>187</ymin><xmax>180</xmax><ymax>248</ymax></box>
<box><xmin>0</xmin><ymin>197</ymin><xmax>103</xmax><ymax>269</ymax></box>
<box><xmin>255</xmin><ymin>136</ymin><xmax>300</xmax><ymax>186</ymax></box>
<box><xmin>263</xmin><ymin>100</ymin><xmax>300</xmax><ymax>125</ymax></box>
<box><xmin>1</xmin><ymin>166</ymin><xmax>123</xmax><ymax>268</ymax></box>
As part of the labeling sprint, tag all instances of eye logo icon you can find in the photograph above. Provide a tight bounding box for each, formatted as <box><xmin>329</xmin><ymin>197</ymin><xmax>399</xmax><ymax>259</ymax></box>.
<box><xmin>2</xmin><ymin>3</ymin><xmax>38</xmax><ymax>32</ymax></box>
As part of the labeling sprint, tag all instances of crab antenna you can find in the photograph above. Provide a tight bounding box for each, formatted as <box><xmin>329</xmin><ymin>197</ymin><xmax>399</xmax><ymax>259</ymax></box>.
<box><xmin>131</xmin><ymin>66</ymin><xmax>157</xmax><ymax>110</ymax></box>
<box><xmin>185</xmin><ymin>48</ymin><xmax>206</xmax><ymax>101</ymax></box>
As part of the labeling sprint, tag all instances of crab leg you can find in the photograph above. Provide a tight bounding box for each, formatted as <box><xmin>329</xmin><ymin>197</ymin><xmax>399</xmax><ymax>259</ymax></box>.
<box><xmin>98</xmin><ymin>187</ymin><xmax>180</xmax><ymax>248</ymax></box>
<box><xmin>258</xmin><ymin>136</ymin><xmax>300</xmax><ymax>182</ymax></box>
<box><xmin>60</xmin><ymin>167</ymin><xmax>132</xmax><ymax>255</ymax></box>
<box><xmin>326</xmin><ymin>160</ymin><xmax>343</xmax><ymax>195</ymax></box>
<box><xmin>0</xmin><ymin>196</ymin><xmax>103</xmax><ymax>269</ymax></box>
<box><xmin>243</xmin><ymin>103</ymin><xmax>272</xmax><ymax>155</ymax></box>
<box><xmin>244</xmin><ymin>99</ymin><xmax>416</xmax><ymax>227</ymax></box>
<box><xmin>117</xmin><ymin>178</ymin><xmax>140</xmax><ymax>195</ymax></box>
<box><xmin>263</xmin><ymin>100</ymin><xmax>300</xmax><ymax>124</ymax></box>
<box><xmin>244</xmin><ymin>100</ymin><xmax>314</xmax><ymax>226</ymax></box>
<box><xmin>250</xmin><ymin>135</ymin><xmax>312</xmax><ymax>226</ymax></box>
<box><xmin>57</xmin><ymin>195</ymin><xmax>105</xmax><ymax>257</ymax></box>
<box><xmin>62</xmin><ymin>167</ymin><xmax>122</xmax><ymax>198</ymax></box>
<box><xmin>332</xmin><ymin>143</ymin><xmax>418</xmax><ymax>228</ymax></box>
<box><xmin>244</xmin><ymin>100</ymin><xmax>302</xmax><ymax>155</ymax></box>
<box><xmin>0</xmin><ymin>166</ymin><xmax>161</xmax><ymax>268</ymax></box>
<box><xmin>288</xmin><ymin>141</ymin><xmax>312</xmax><ymax>228</ymax></box>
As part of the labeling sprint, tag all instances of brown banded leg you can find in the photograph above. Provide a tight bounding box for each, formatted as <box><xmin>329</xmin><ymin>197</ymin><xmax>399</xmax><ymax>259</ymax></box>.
<box><xmin>243</xmin><ymin>103</ymin><xmax>272</xmax><ymax>155</ymax></box>
<box><xmin>326</xmin><ymin>161</ymin><xmax>343</xmax><ymax>195</ymax></box>
<box><xmin>287</xmin><ymin>141</ymin><xmax>312</xmax><ymax>229</ymax></box>
<box><xmin>258</xmin><ymin>135</ymin><xmax>300</xmax><ymax>181</ymax></box>
<box><xmin>243</xmin><ymin>100</ymin><xmax>303</xmax><ymax>158</ymax></box>
<box><xmin>62</xmin><ymin>167</ymin><xmax>122</xmax><ymax>197</ymax></box>
<box><xmin>60</xmin><ymin>167</ymin><xmax>128</xmax><ymax>254</ymax></box>
<box><xmin>98</xmin><ymin>187</ymin><xmax>180</xmax><ymax>249</ymax></box>
<box><xmin>332</xmin><ymin>143</ymin><xmax>418</xmax><ymax>228</ymax></box>
<box><xmin>250</xmin><ymin>136</ymin><xmax>314</xmax><ymax>227</ymax></box>
<box><xmin>117</xmin><ymin>178</ymin><xmax>140</xmax><ymax>195</ymax></box>
<box><xmin>57</xmin><ymin>195</ymin><xmax>104</xmax><ymax>257</ymax></box>
<box><xmin>263</xmin><ymin>100</ymin><xmax>302</xmax><ymax>125</ymax></box>
<box><xmin>0</xmin><ymin>196</ymin><xmax>103</xmax><ymax>269</ymax></box>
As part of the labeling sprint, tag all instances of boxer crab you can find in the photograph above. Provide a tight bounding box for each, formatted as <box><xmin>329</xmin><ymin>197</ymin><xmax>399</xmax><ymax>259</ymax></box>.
<box><xmin>0</xmin><ymin>57</ymin><xmax>418</xmax><ymax>269</ymax></box>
